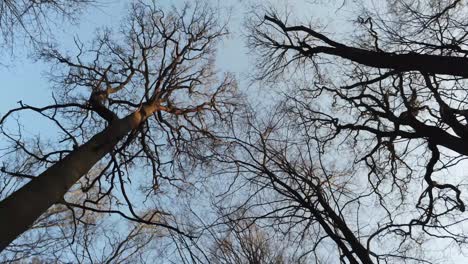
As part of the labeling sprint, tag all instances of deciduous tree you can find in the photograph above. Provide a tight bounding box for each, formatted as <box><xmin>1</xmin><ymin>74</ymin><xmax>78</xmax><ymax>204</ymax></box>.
<box><xmin>0</xmin><ymin>1</ymin><xmax>237</xmax><ymax>253</ymax></box>
<box><xmin>217</xmin><ymin>0</ymin><xmax>468</xmax><ymax>262</ymax></box>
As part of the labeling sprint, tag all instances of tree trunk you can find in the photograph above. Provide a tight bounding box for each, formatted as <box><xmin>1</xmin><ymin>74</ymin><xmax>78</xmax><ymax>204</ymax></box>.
<box><xmin>264</xmin><ymin>169</ymin><xmax>374</xmax><ymax>263</ymax></box>
<box><xmin>315</xmin><ymin>190</ymin><xmax>374</xmax><ymax>264</ymax></box>
<box><xmin>0</xmin><ymin>108</ymin><xmax>149</xmax><ymax>251</ymax></box>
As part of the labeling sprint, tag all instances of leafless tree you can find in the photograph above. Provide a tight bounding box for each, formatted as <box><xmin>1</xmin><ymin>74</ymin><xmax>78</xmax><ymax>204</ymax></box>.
<box><xmin>0</xmin><ymin>0</ymin><xmax>93</xmax><ymax>50</ymax></box>
<box><xmin>0</xmin><ymin>168</ymin><xmax>169</xmax><ymax>263</ymax></box>
<box><xmin>206</xmin><ymin>0</ymin><xmax>468</xmax><ymax>263</ymax></box>
<box><xmin>5</xmin><ymin>0</ymin><xmax>468</xmax><ymax>263</ymax></box>
<box><xmin>0</xmin><ymin>0</ymin><xmax>238</xmax><ymax>254</ymax></box>
<box><xmin>208</xmin><ymin>216</ymin><xmax>288</xmax><ymax>264</ymax></box>
<box><xmin>205</xmin><ymin>107</ymin><xmax>377</xmax><ymax>263</ymax></box>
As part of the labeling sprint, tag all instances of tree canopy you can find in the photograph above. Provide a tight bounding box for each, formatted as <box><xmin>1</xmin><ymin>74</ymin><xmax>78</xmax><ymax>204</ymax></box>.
<box><xmin>2</xmin><ymin>0</ymin><xmax>468</xmax><ymax>263</ymax></box>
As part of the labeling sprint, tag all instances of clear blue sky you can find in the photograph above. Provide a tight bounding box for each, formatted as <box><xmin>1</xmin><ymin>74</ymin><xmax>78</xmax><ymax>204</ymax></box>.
<box><xmin>3</xmin><ymin>0</ymin><xmax>465</xmax><ymax>262</ymax></box>
<box><xmin>0</xmin><ymin>0</ymin><xmax>352</xmax><ymax>117</ymax></box>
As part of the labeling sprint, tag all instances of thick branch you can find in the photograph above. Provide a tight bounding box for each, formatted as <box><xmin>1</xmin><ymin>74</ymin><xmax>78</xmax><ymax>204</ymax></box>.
<box><xmin>265</xmin><ymin>15</ymin><xmax>468</xmax><ymax>78</ymax></box>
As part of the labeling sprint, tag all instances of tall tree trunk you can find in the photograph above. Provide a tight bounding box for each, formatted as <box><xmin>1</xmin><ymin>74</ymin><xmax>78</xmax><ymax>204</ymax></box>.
<box><xmin>0</xmin><ymin>108</ymin><xmax>150</xmax><ymax>251</ymax></box>
<box><xmin>315</xmin><ymin>190</ymin><xmax>374</xmax><ymax>264</ymax></box>
<box><xmin>264</xmin><ymin>169</ymin><xmax>374</xmax><ymax>263</ymax></box>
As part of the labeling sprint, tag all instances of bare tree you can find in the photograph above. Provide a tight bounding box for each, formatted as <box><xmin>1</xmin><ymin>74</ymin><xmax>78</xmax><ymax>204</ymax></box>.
<box><xmin>0</xmin><ymin>168</ymin><xmax>167</xmax><ymax>263</ymax></box>
<box><xmin>206</xmin><ymin>108</ymin><xmax>376</xmax><ymax>263</ymax></box>
<box><xmin>0</xmin><ymin>0</ymin><xmax>93</xmax><ymax>49</ymax></box>
<box><xmin>0</xmin><ymin>0</ymin><xmax>238</xmax><ymax>252</ymax></box>
<box><xmin>203</xmin><ymin>96</ymin><xmax>468</xmax><ymax>263</ymax></box>
<box><xmin>207</xmin><ymin>0</ymin><xmax>468</xmax><ymax>263</ymax></box>
<box><xmin>5</xmin><ymin>0</ymin><xmax>468</xmax><ymax>262</ymax></box>
<box><xmin>209</xmin><ymin>216</ymin><xmax>288</xmax><ymax>264</ymax></box>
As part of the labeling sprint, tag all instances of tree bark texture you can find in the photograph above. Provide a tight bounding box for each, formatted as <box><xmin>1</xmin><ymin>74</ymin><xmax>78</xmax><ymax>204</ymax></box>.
<box><xmin>0</xmin><ymin>108</ymin><xmax>150</xmax><ymax>251</ymax></box>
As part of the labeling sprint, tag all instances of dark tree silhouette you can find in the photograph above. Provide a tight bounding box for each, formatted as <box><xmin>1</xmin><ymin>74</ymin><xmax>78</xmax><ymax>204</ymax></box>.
<box><xmin>208</xmin><ymin>109</ymin><xmax>378</xmax><ymax>263</ymax></box>
<box><xmin>209</xmin><ymin>217</ymin><xmax>288</xmax><ymax>264</ymax></box>
<box><xmin>0</xmin><ymin>1</ymin><xmax>237</xmax><ymax>253</ymax></box>
<box><xmin>208</xmin><ymin>0</ymin><xmax>468</xmax><ymax>263</ymax></box>
<box><xmin>3</xmin><ymin>0</ymin><xmax>468</xmax><ymax>263</ymax></box>
<box><xmin>0</xmin><ymin>0</ymin><xmax>92</xmax><ymax>49</ymax></box>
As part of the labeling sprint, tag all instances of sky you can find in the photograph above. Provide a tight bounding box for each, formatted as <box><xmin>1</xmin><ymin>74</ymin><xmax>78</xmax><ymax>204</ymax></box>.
<box><xmin>3</xmin><ymin>0</ymin><xmax>467</xmax><ymax>262</ymax></box>
<box><xmin>0</xmin><ymin>1</ymin><xmax>250</xmax><ymax>139</ymax></box>
<box><xmin>0</xmin><ymin>0</ymin><xmax>354</xmax><ymax>118</ymax></box>
<box><xmin>0</xmin><ymin>1</ymin><xmax>261</xmax><ymax>261</ymax></box>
